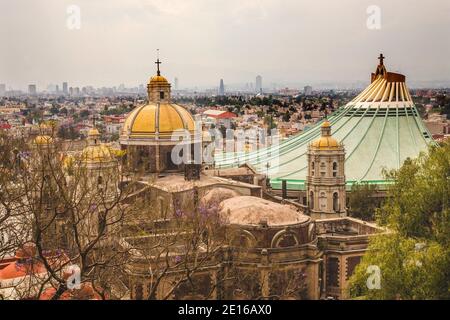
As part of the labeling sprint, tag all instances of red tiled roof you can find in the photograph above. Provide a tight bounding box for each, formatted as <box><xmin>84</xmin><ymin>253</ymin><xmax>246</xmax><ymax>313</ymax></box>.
<box><xmin>39</xmin><ymin>283</ymin><xmax>104</xmax><ymax>300</ymax></box>
<box><xmin>0</xmin><ymin>260</ymin><xmax>46</xmax><ymax>280</ymax></box>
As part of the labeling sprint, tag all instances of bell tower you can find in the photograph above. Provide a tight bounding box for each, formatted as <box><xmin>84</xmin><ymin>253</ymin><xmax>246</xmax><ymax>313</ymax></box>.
<box><xmin>306</xmin><ymin>121</ymin><xmax>346</xmax><ymax>220</ymax></box>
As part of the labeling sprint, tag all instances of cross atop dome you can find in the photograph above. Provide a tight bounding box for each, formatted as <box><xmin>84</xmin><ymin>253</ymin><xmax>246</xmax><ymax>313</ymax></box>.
<box><xmin>155</xmin><ymin>49</ymin><xmax>162</xmax><ymax>76</ymax></box>
<box><xmin>378</xmin><ymin>53</ymin><xmax>385</xmax><ymax>66</ymax></box>
<box><xmin>372</xmin><ymin>53</ymin><xmax>387</xmax><ymax>82</ymax></box>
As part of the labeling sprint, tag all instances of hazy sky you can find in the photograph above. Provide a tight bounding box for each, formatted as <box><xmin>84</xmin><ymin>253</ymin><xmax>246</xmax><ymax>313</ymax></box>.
<box><xmin>1</xmin><ymin>0</ymin><xmax>450</xmax><ymax>90</ymax></box>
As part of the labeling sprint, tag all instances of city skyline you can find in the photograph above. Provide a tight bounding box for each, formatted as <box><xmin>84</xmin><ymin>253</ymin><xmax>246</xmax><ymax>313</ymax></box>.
<box><xmin>1</xmin><ymin>0</ymin><xmax>450</xmax><ymax>90</ymax></box>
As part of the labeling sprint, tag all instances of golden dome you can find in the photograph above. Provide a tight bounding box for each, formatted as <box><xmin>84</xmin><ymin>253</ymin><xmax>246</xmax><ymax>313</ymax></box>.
<box><xmin>34</xmin><ymin>135</ymin><xmax>54</xmax><ymax>145</ymax></box>
<box><xmin>311</xmin><ymin>136</ymin><xmax>339</xmax><ymax>150</ymax></box>
<box><xmin>122</xmin><ymin>57</ymin><xmax>195</xmax><ymax>143</ymax></box>
<box><xmin>81</xmin><ymin>145</ymin><xmax>113</xmax><ymax>163</ymax></box>
<box><xmin>149</xmin><ymin>75</ymin><xmax>169</xmax><ymax>84</ymax></box>
<box><xmin>122</xmin><ymin>103</ymin><xmax>195</xmax><ymax>140</ymax></box>
<box><xmin>310</xmin><ymin>120</ymin><xmax>341</xmax><ymax>150</ymax></box>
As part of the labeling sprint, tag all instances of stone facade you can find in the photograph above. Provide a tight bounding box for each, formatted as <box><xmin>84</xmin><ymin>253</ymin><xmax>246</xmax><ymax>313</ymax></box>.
<box><xmin>306</xmin><ymin>122</ymin><xmax>346</xmax><ymax>219</ymax></box>
<box><xmin>122</xmin><ymin>189</ymin><xmax>383</xmax><ymax>300</ymax></box>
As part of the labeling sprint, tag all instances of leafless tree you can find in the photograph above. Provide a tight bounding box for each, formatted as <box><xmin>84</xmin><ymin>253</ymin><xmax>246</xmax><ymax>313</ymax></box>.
<box><xmin>0</xmin><ymin>130</ymin><xmax>140</xmax><ymax>299</ymax></box>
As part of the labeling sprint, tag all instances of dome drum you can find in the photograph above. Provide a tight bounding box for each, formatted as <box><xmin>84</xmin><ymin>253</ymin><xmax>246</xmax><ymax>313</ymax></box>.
<box><xmin>122</xmin><ymin>144</ymin><xmax>195</xmax><ymax>173</ymax></box>
<box><xmin>218</xmin><ymin>196</ymin><xmax>314</xmax><ymax>249</ymax></box>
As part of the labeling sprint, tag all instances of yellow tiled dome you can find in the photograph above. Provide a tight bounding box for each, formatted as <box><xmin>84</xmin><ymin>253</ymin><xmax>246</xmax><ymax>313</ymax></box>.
<box><xmin>122</xmin><ymin>59</ymin><xmax>195</xmax><ymax>142</ymax></box>
<box><xmin>81</xmin><ymin>127</ymin><xmax>114</xmax><ymax>163</ymax></box>
<box><xmin>122</xmin><ymin>103</ymin><xmax>195</xmax><ymax>139</ymax></box>
<box><xmin>311</xmin><ymin>120</ymin><xmax>340</xmax><ymax>150</ymax></box>
<box><xmin>81</xmin><ymin>145</ymin><xmax>113</xmax><ymax>163</ymax></box>
<box><xmin>321</xmin><ymin>120</ymin><xmax>331</xmax><ymax>128</ymax></box>
<box><xmin>149</xmin><ymin>75</ymin><xmax>169</xmax><ymax>84</ymax></box>
<box><xmin>311</xmin><ymin>136</ymin><xmax>339</xmax><ymax>149</ymax></box>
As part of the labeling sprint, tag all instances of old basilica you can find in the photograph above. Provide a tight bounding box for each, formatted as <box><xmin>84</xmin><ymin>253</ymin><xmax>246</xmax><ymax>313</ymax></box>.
<box><xmin>3</xmin><ymin>57</ymin><xmax>390</xmax><ymax>301</ymax></box>
<box><xmin>112</xmin><ymin>59</ymin><xmax>383</xmax><ymax>300</ymax></box>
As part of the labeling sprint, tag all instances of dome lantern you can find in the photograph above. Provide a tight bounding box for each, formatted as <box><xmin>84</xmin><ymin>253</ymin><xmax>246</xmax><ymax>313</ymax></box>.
<box><xmin>310</xmin><ymin>120</ymin><xmax>340</xmax><ymax>150</ymax></box>
<box><xmin>121</xmin><ymin>51</ymin><xmax>195</xmax><ymax>144</ymax></box>
<box><xmin>147</xmin><ymin>49</ymin><xmax>171</xmax><ymax>103</ymax></box>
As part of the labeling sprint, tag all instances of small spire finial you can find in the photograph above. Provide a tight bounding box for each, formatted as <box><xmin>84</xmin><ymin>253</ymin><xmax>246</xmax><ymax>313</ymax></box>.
<box><xmin>378</xmin><ymin>53</ymin><xmax>385</xmax><ymax>65</ymax></box>
<box><xmin>155</xmin><ymin>49</ymin><xmax>161</xmax><ymax>76</ymax></box>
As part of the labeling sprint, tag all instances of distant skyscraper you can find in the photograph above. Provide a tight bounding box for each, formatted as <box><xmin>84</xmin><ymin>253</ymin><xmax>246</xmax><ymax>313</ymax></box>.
<box><xmin>63</xmin><ymin>82</ymin><xmax>68</xmax><ymax>94</ymax></box>
<box><xmin>304</xmin><ymin>85</ymin><xmax>312</xmax><ymax>96</ymax></box>
<box><xmin>0</xmin><ymin>84</ymin><xmax>5</xmax><ymax>96</ymax></box>
<box><xmin>219</xmin><ymin>79</ymin><xmax>225</xmax><ymax>96</ymax></box>
<box><xmin>55</xmin><ymin>85</ymin><xmax>59</xmax><ymax>93</ymax></box>
<box><xmin>256</xmin><ymin>75</ymin><xmax>262</xmax><ymax>94</ymax></box>
<box><xmin>174</xmin><ymin>77</ymin><xmax>179</xmax><ymax>90</ymax></box>
<box><xmin>28</xmin><ymin>84</ymin><xmax>37</xmax><ymax>95</ymax></box>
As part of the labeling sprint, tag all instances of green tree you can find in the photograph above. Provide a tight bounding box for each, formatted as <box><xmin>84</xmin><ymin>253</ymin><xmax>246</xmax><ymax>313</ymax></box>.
<box><xmin>348</xmin><ymin>182</ymin><xmax>381</xmax><ymax>221</ymax></box>
<box><xmin>59</xmin><ymin>107</ymin><xmax>68</xmax><ymax>116</ymax></box>
<box><xmin>50</xmin><ymin>105</ymin><xmax>59</xmax><ymax>115</ymax></box>
<box><xmin>79</xmin><ymin>110</ymin><xmax>90</xmax><ymax>119</ymax></box>
<box><xmin>349</xmin><ymin>233</ymin><xmax>449</xmax><ymax>299</ymax></box>
<box><xmin>349</xmin><ymin>141</ymin><xmax>450</xmax><ymax>299</ymax></box>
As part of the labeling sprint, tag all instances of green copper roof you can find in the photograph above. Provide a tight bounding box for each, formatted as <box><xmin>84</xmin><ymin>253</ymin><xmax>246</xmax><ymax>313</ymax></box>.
<box><xmin>215</xmin><ymin>73</ymin><xmax>435</xmax><ymax>191</ymax></box>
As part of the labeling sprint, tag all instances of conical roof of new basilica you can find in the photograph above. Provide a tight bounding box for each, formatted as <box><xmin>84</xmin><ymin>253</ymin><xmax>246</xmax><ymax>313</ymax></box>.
<box><xmin>214</xmin><ymin>55</ymin><xmax>436</xmax><ymax>190</ymax></box>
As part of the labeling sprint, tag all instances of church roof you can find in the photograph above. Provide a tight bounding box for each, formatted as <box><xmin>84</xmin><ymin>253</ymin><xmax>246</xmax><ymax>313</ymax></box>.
<box><xmin>81</xmin><ymin>144</ymin><xmax>113</xmax><ymax>163</ymax></box>
<box><xmin>219</xmin><ymin>196</ymin><xmax>309</xmax><ymax>227</ymax></box>
<box><xmin>81</xmin><ymin>127</ymin><xmax>114</xmax><ymax>163</ymax></box>
<box><xmin>121</xmin><ymin>103</ymin><xmax>195</xmax><ymax>140</ymax></box>
<box><xmin>214</xmin><ymin>55</ymin><xmax>435</xmax><ymax>190</ymax></box>
<box><xmin>310</xmin><ymin>121</ymin><xmax>341</xmax><ymax>150</ymax></box>
<box><xmin>311</xmin><ymin>136</ymin><xmax>340</xmax><ymax>150</ymax></box>
<box><xmin>121</xmin><ymin>54</ymin><xmax>195</xmax><ymax>143</ymax></box>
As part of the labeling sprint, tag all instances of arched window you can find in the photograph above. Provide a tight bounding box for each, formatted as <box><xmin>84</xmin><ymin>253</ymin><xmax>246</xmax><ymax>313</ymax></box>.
<box><xmin>332</xmin><ymin>162</ymin><xmax>338</xmax><ymax>177</ymax></box>
<box><xmin>319</xmin><ymin>192</ymin><xmax>327</xmax><ymax>209</ymax></box>
<box><xmin>231</xmin><ymin>231</ymin><xmax>256</xmax><ymax>248</ymax></box>
<box><xmin>311</xmin><ymin>162</ymin><xmax>315</xmax><ymax>176</ymax></box>
<box><xmin>309</xmin><ymin>191</ymin><xmax>314</xmax><ymax>210</ymax></box>
<box><xmin>320</xmin><ymin>162</ymin><xmax>326</xmax><ymax>177</ymax></box>
<box><xmin>277</xmin><ymin>233</ymin><xmax>299</xmax><ymax>248</ymax></box>
<box><xmin>333</xmin><ymin>192</ymin><xmax>339</xmax><ymax>212</ymax></box>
